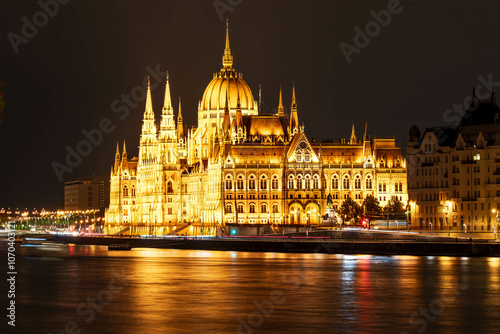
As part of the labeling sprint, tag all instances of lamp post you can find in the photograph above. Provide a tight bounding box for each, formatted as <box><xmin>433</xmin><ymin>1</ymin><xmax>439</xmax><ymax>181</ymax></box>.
<box><xmin>446</xmin><ymin>201</ymin><xmax>451</xmax><ymax>236</ymax></box>
<box><xmin>463</xmin><ymin>223</ymin><xmax>467</xmax><ymax>234</ymax></box>
<box><xmin>430</xmin><ymin>222</ymin><xmax>433</xmax><ymax>235</ymax></box>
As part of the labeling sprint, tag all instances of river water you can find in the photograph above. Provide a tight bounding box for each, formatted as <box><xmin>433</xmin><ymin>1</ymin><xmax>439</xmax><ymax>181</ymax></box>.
<box><xmin>2</xmin><ymin>243</ymin><xmax>500</xmax><ymax>333</ymax></box>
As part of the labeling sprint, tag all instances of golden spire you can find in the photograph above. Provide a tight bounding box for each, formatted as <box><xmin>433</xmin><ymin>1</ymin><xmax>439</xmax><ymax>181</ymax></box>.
<box><xmin>292</xmin><ymin>80</ymin><xmax>297</xmax><ymax>109</ymax></box>
<box><xmin>162</xmin><ymin>71</ymin><xmax>173</xmax><ymax>115</ymax></box>
<box><xmin>350</xmin><ymin>122</ymin><xmax>357</xmax><ymax>144</ymax></box>
<box><xmin>290</xmin><ymin>81</ymin><xmax>299</xmax><ymax>133</ymax></box>
<box><xmin>278</xmin><ymin>83</ymin><xmax>284</xmax><ymax>117</ymax></box>
<box><xmin>122</xmin><ymin>140</ymin><xmax>127</xmax><ymax>157</ymax></box>
<box><xmin>115</xmin><ymin>142</ymin><xmax>120</xmax><ymax>158</ymax></box>
<box><xmin>364</xmin><ymin>121</ymin><xmax>369</xmax><ymax>140</ymax></box>
<box><xmin>177</xmin><ymin>96</ymin><xmax>183</xmax><ymax>121</ymax></box>
<box><xmin>145</xmin><ymin>77</ymin><xmax>154</xmax><ymax>116</ymax></box>
<box><xmin>177</xmin><ymin>96</ymin><xmax>184</xmax><ymax>138</ymax></box>
<box><xmin>222</xmin><ymin>18</ymin><xmax>233</xmax><ymax>68</ymax></box>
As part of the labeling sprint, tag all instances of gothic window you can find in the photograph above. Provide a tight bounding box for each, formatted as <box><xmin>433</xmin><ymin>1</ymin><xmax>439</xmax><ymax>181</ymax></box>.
<box><xmin>249</xmin><ymin>203</ymin><xmax>256</xmax><ymax>213</ymax></box>
<box><xmin>261</xmin><ymin>203</ymin><xmax>267</xmax><ymax>213</ymax></box>
<box><xmin>365</xmin><ymin>175</ymin><xmax>372</xmax><ymax>189</ymax></box>
<box><xmin>288</xmin><ymin>176</ymin><xmax>295</xmax><ymax>189</ymax></box>
<box><xmin>332</xmin><ymin>176</ymin><xmax>338</xmax><ymax>190</ymax></box>
<box><xmin>354</xmin><ymin>175</ymin><xmax>361</xmax><ymax>189</ymax></box>
<box><xmin>123</xmin><ymin>186</ymin><xmax>128</xmax><ymax>197</ymax></box>
<box><xmin>305</xmin><ymin>176</ymin><xmax>311</xmax><ymax>189</ymax></box>
<box><xmin>167</xmin><ymin>181</ymin><xmax>173</xmax><ymax>193</ymax></box>
<box><xmin>296</xmin><ymin>153</ymin><xmax>302</xmax><ymax>162</ymax></box>
<box><xmin>123</xmin><ymin>208</ymin><xmax>128</xmax><ymax>216</ymax></box>
<box><xmin>249</xmin><ymin>176</ymin><xmax>256</xmax><ymax>190</ymax></box>
<box><xmin>343</xmin><ymin>175</ymin><xmax>350</xmax><ymax>189</ymax></box>
<box><xmin>226</xmin><ymin>204</ymin><xmax>232</xmax><ymax>214</ymax></box>
<box><xmin>260</xmin><ymin>176</ymin><xmax>267</xmax><ymax>190</ymax></box>
<box><xmin>272</xmin><ymin>176</ymin><xmax>279</xmax><ymax>190</ymax></box>
<box><xmin>225</xmin><ymin>177</ymin><xmax>233</xmax><ymax>190</ymax></box>
<box><xmin>297</xmin><ymin>176</ymin><xmax>303</xmax><ymax>189</ymax></box>
<box><xmin>313</xmin><ymin>176</ymin><xmax>319</xmax><ymax>189</ymax></box>
<box><xmin>304</xmin><ymin>151</ymin><xmax>310</xmax><ymax>162</ymax></box>
<box><xmin>167</xmin><ymin>207</ymin><xmax>172</xmax><ymax>215</ymax></box>
<box><xmin>237</xmin><ymin>175</ymin><xmax>244</xmax><ymax>190</ymax></box>
<box><xmin>237</xmin><ymin>203</ymin><xmax>244</xmax><ymax>213</ymax></box>
<box><xmin>272</xmin><ymin>204</ymin><xmax>279</xmax><ymax>213</ymax></box>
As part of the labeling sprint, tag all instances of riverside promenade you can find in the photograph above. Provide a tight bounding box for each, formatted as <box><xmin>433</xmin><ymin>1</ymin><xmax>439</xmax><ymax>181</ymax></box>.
<box><xmin>49</xmin><ymin>229</ymin><xmax>500</xmax><ymax>257</ymax></box>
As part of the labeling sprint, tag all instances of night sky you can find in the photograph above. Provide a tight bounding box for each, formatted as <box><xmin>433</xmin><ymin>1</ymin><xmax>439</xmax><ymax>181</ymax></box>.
<box><xmin>2</xmin><ymin>0</ymin><xmax>500</xmax><ymax>210</ymax></box>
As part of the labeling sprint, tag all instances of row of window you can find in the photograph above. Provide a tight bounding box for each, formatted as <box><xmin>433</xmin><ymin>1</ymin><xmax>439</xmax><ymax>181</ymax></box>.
<box><xmin>226</xmin><ymin>203</ymin><xmax>279</xmax><ymax>214</ymax></box>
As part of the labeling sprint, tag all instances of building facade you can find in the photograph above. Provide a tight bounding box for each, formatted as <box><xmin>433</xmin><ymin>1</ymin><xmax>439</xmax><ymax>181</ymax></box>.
<box><xmin>105</xmin><ymin>22</ymin><xmax>407</xmax><ymax>235</ymax></box>
<box><xmin>64</xmin><ymin>175</ymin><xmax>110</xmax><ymax>211</ymax></box>
<box><xmin>407</xmin><ymin>88</ymin><xmax>500</xmax><ymax>232</ymax></box>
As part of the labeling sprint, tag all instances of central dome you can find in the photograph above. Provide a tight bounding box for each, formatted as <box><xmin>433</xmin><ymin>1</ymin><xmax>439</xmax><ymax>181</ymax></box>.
<box><xmin>200</xmin><ymin>20</ymin><xmax>257</xmax><ymax>112</ymax></box>
<box><xmin>201</xmin><ymin>68</ymin><xmax>256</xmax><ymax>110</ymax></box>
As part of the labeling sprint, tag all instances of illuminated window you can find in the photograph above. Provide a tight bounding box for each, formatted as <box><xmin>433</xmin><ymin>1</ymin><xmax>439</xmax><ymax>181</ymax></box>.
<box><xmin>272</xmin><ymin>204</ymin><xmax>279</xmax><ymax>213</ymax></box>
<box><xmin>260</xmin><ymin>176</ymin><xmax>267</xmax><ymax>190</ymax></box>
<box><xmin>237</xmin><ymin>203</ymin><xmax>244</xmax><ymax>213</ymax></box>
<box><xmin>272</xmin><ymin>176</ymin><xmax>279</xmax><ymax>190</ymax></box>
<box><xmin>332</xmin><ymin>176</ymin><xmax>338</xmax><ymax>189</ymax></box>
<box><xmin>297</xmin><ymin>176</ymin><xmax>303</xmax><ymax>189</ymax></box>
<box><xmin>366</xmin><ymin>175</ymin><xmax>372</xmax><ymax>189</ymax></box>
<box><xmin>226</xmin><ymin>204</ymin><xmax>232</xmax><ymax>214</ymax></box>
<box><xmin>225</xmin><ymin>177</ymin><xmax>233</xmax><ymax>190</ymax></box>
<box><xmin>354</xmin><ymin>175</ymin><xmax>361</xmax><ymax>189</ymax></box>
<box><xmin>237</xmin><ymin>175</ymin><xmax>244</xmax><ymax>190</ymax></box>
<box><xmin>249</xmin><ymin>176</ymin><xmax>255</xmax><ymax>190</ymax></box>
<box><xmin>261</xmin><ymin>203</ymin><xmax>267</xmax><ymax>213</ymax></box>
<box><xmin>249</xmin><ymin>203</ymin><xmax>256</xmax><ymax>213</ymax></box>
<box><xmin>343</xmin><ymin>175</ymin><xmax>350</xmax><ymax>189</ymax></box>
<box><xmin>123</xmin><ymin>186</ymin><xmax>128</xmax><ymax>197</ymax></box>
<box><xmin>288</xmin><ymin>176</ymin><xmax>295</xmax><ymax>189</ymax></box>
<box><xmin>167</xmin><ymin>181</ymin><xmax>173</xmax><ymax>193</ymax></box>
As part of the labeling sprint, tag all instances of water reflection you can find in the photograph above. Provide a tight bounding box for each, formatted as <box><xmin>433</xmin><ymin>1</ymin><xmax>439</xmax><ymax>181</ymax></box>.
<box><xmin>8</xmin><ymin>244</ymin><xmax>500</xmax><ymax>334</ymax></box>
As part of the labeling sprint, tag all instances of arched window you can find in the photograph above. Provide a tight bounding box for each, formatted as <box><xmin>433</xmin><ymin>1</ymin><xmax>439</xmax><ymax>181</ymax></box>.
<box><xmin>260</xmin><ymin>176</ymin><xmax>267</xmax><ymax>190</ymax></box>
<box><xmin>249</xmin><ymin>176</ymin><xmax>255</xmax><ymax>190</ymax></box>
<box><xmin>261</xmin><ymin>203</ymin><xmax>267</xmax><ymax>213</ymax></box>
<box><xmin>305</xmin><ymin>176</ymin><xmax>311</xmax><ymax>189</ymax></box>
<box><xmin>167</xmin><ymin>181</ymin><xmax>173</xmax><ymax>193</ymax></box>
<box><xmin>237</xmin><ymin>203</ymin><xmax>244</xmax><ymax>213</ymax></box>
<box><xmin>297</xmin><ymin>176</ymin><xmax>303</xmax><ymax>189</ymax></box>
<box><xmin>304</xmin><ymin>151</ymin><xmax>310</xmax><ymax>162</ymax></box>
<box><xmin>203</xmin><ymin>147</ymin><xmax>208</xmax><ymax>158</ymax></box>
<box><xmin>167</xmin><ymin>150</ymin><xmax>171</xmax><ymax>163</ymax></box>
<box><xmin>123</xmin><ymin>186</ymin><xmax>128</xmax><ymax>197</ymax></box>
<box><xmin>225</xmin><ymin>177</ymin><xmax>233</xmax><ymax>190</ymax></box>
<box><xmin>226</xmin><ymin>204</ymin><xmax>232</xmax><ymax>214</ymax></box>
<box><xmin>313</xmin><ymin>175</ymin><xmax>319</xmax><ymax>189</ymax></box>
<box><xmin>272</xmin><ymin>203</ymin><xmax>279</xmax><ymax>213</ymax></box>
<box><xmin>366</xmin><ymin>175</ymin><xmax>372</xmax><ymax>189</ymax></box>
<box><xmin>296</xmin><ymin>153</ymin><xmax>302</xmax><ymax>162</ymax></box>
<box><xmin>249</xmin><ymin>203</ymin><xmax>256</xmax><ymax>213</ymax></box>
<box><xmin>272</xmin><ymin>176</ymin><xmax>279</xmax><ymax>190</ymax></box>
<box><xmin>167</xmin><ymin>207</ymin><xmax>172</xmax><ymax>215</ymax></box>
<box><xmin>237</xmin><ymin>175</ymin><xmax>244</xmax><ymax>190</ymax></box>
<box><xmin>343</xmin><ymin>175</ymin><xmax>350</xmax><ymax>189</ymax></box>
<box><xmin>332</xmin><ymin>176</ymin><xmax>338</xmax><ymax>190</ymax></box>
<box><xmin>288</xmin><ymin>176</ymin><xmax>295</xmax><ymax>189</ymax></box>
<box><xmin>354</xmin><ymin>175</ymin><xmax>361</xmax><ymax>189</ymax></box>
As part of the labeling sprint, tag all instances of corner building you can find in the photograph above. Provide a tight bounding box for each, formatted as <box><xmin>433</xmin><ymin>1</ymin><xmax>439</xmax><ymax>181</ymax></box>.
<box><xmin>105</xmin><ymin>22</ymin><xmax>407</xmax><ymax>235</ymax></box>
<box><xmin>407</xmin><ymin>88</ymin><xmax>500</xmax><ymax>232</ymax></box>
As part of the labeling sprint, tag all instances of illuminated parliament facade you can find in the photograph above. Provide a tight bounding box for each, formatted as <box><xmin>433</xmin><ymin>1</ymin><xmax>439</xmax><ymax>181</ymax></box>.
<box><xmin>105</xmin><ymin>22</ymin><xmax>408</xmax><ymax>235</ymax></box>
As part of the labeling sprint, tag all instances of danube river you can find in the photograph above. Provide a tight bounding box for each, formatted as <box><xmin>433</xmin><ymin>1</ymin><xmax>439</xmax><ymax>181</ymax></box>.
<box><xmin>4</xmin><ymin>244</ymin><xmax>500</xmax><ymax>333</ymax></box>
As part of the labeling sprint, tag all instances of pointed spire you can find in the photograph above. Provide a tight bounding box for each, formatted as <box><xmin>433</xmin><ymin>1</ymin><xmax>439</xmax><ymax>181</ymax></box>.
<box><xmin>145</xmin><ymin>77</ymin><xmax>154</xmax><ymax>116</ymax></box>
<box><xmin>363</xmin><ymin>121</ymin><xmax>369</xmax><ymax>141</ymax></box>
<box><xmin>222</xmin><ymin>18</ymin><xmax>233</xmax><ymax>68</ymax></box>
<box><xmin>350</xmin><ymin>122</ymin><xmax>357</xmax><ymax>144</ymax></box>
<box><xmin>290</xmin><ymin>81</ymin><xmax>299</xmax><ymax>133</ymax></box>
<box><xmin>235</xmin><ymin>86</ymin><xmax>243</xmax><ymax>128</ymax></box>
<box><xmin>223</xmin><ymin>85</ymin><xmax>231</xmax><ymax>137</ymax></box>
<box><xmin>278</xmin><ymin>83</ymin><xmax>284</xmax><ymax>117</ymax></box>
<box><xmin>162</xmin><ymin>71</ymin><xmax>173</xmax><ymax>115</ymax></box>
<box><xmin>177</xmin><ymin>96</ymin><xmax>184</xmax><ymax>138</ymax></box>
<box><xmin>114</xmin><ymin>142</ymin><xmax>121</xmax><ymax>173</ymax></box>
<box><xmin>122</xmin><ymin>140</ymin><xmax>127</xmax><ymax>157</ymax></box>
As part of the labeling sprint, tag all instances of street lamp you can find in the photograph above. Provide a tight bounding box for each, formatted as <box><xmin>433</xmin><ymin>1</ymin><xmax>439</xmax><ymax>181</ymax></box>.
<box><xmin>446</xmin><ymin>201</ymin><xmax>451</xmax><ymax>236</ymax></box>
<box><xmin>430</xmin><ymin>222</ymin><xmax>433</xmax><ymax>235</ymax></box>
<box><xmin>463</xmin><ymin>223</ymin><xmax>467</xmax><ymax>234</ymax></box>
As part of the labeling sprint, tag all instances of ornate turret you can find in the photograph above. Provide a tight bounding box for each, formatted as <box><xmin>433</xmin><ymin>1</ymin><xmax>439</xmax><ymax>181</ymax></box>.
<box><xmin>121</xmin><ymin>141</ymin><xmax>128</xmax><ymax>170</ymax></box>
<box><xmin>290</xmin><ymin>81</ymin><xmax>299</xmax><ymax>135</ymax></box>
<box><xmin>350</xmin><ymin>122</ymin><xmax>357</xmax><ymax>144</ymax></box>
<box><xmin>222</xmin><ymin>91</ymin><xmax>231</xmax><ymax>139</ymax></box>
<box><xmin>363</xmin><ymin>121</ymin><xmax>369</xmax><ymax>141</ymax></box>
<box><xmin>278</xmin><ymin>84</ymin><xmax>284</xmax><ymax>117</ymax></box>
<box><xmin>114</xmin><ymin>142</ymin><xmax>120</xmax><ymax>173</ymax></box>
<box><xmin>140</xmin><ymin>78</ymin><xmax>157</xmax><ymax>140</ymax></box>
<box><xmin>177</xmin><ymin>96</ymin><xmax>184</xmax><ymax>139</ymax></box>
<box><xmin>160</xmin><ymin>72</ymin><xmax>177</xmax><ymax>141</ymax></box>
<box><xmin>222</xmin><ymin>19</ymin><xmax>233</xmax><ymax>69</ymax></box>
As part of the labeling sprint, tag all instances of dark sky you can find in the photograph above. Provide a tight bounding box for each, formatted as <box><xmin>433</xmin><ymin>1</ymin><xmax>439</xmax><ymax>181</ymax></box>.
<box><xmin>2</xmin><ymin>0</ymin><xmax>500</xmax><ymax>210</ymax></box>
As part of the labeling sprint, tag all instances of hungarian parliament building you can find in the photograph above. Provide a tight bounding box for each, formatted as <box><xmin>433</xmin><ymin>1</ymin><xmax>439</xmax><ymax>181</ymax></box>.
<box><xmin>105</xmin><ymin>22</ymin><xmax>408</xmax><ymax>235</ymax></box>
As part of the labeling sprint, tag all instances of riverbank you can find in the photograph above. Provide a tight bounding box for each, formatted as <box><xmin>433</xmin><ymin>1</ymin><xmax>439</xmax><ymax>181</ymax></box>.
<box><xmin>47</xmin><ymin>231</ymin><xmax>500</xmax><ymax>257</ymax></box>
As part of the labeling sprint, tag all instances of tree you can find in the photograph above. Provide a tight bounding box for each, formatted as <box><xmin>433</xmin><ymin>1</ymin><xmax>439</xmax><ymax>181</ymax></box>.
<box><xmin>362</xmin><ymin>195</ymin><xmax>381</xmax><ymax>219</ymax></box>
<box><xmin>340</xmin><ymin>198</ymin><xmax>361</xmax><ymax>223</ymax></box>
<box><xmin>383</xmin><ymin>196</ymin><xmax>406</xmax><ymax>219</ymax></box>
